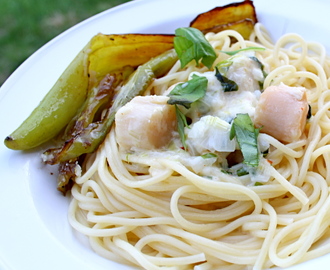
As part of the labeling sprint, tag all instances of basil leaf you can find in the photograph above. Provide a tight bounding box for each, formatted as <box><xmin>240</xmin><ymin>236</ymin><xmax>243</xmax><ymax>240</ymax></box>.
<box><xmin>221</xmin><ymin>169</ymin><xmax>232</xmax><ymax>175</ymax></box>
<box><xmin>167</xmin><ymin>74</ymin><xmax>208</xmax><ymax>150</ymax></box>
<box><xmin>201</xmin><ymin>153</ymin><xmax>217</xmax><ymax>159</ymax></box>
<box><xmin>230</xmin><ymin>113</ymin><xmax>260</xmax><ymax>167</ymax></box>
<box><xmin>175</xmin><ymin>105</ymin><xmax>189</xmax><ymax>150</ymax></box>
<box><xmin>215</xmin><ymin>67</ymin><xmax>238</xmax><ymax>92</ymax></box>
<box><xmin>167</xmin><ymin>74</ymin><xmax>207</xmax><ymax>109</ymax></box>
<box><xmin>237</xmin><ymin>167</ymin><xmax>249</xmax><ymax>176</ymax></box>
<box><xmin>249</xmin><ymin>56</ymin><xmax>268</xmax><ymax>78</ymax></box>
<box><xmin>307</xmin><ymin>104</ymin><xmax>312</xmax><ymax>119</ymax></box>
<box><xmin>174</xmin><ymin>27</ymin><xmax>217</xmax><ymax>69</ymax></box>
<box><xmin>216</xmin><ymin>58</ymin><xmax>233</xmax><ymax>70</ymax></box>
<box><xmin>220</xmin><ymin>47</ymin><xmax>265</xmax><ymax>56</ymax></box>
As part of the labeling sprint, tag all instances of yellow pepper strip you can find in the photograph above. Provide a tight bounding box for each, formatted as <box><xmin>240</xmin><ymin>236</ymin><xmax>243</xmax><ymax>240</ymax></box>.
<box><xmin>190</xmin><ymin>0</ymin><xmax>257</xmax><ymax>39</ymax></box>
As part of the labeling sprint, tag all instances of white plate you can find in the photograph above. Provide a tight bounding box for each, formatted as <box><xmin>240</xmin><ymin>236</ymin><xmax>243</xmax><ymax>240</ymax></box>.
<box><xmin>1</xmin><ymin>0</ymin><xmax>330</xmax><ymax>269</ymax></box>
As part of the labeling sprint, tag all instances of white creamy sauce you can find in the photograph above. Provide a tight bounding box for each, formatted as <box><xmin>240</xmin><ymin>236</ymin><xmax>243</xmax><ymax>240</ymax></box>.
<box><xmin>186</xmin><ymin>52</ymin><xmax>263</xmax><ymax>124</ymax></box>
<box><xmin>116</xmin><ymin>51</ymin><xmax>272</xmax><ymax>185</ymax></box>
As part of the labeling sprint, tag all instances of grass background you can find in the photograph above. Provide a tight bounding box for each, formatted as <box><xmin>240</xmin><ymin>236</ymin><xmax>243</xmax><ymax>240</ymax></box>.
<box><xmin>0</xmin><ymin>0</ymin><xmax>132</xmax><ymax>86</ymax></box>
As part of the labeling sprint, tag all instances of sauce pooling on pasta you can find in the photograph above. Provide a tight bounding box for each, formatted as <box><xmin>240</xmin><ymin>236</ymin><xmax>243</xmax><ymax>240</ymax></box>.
<box><xmin>114</xmin><ymin>49</ymin><xmax>308</xmax><ymax>186</ymax></box>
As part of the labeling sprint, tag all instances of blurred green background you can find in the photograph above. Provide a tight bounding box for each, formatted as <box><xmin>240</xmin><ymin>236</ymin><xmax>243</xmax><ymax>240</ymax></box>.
<box><xmin>0</xmin><ymin>0</ymin><xmax>131</xmax><ymax>86</ymax></box>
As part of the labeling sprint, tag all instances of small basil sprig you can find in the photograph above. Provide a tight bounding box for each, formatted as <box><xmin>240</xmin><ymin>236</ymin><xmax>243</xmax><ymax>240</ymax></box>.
<box><xmin>174</xmin><ymin>105</ymin><xmax>189</xmax><ymax>150</ymax></box>
<box><xmin>201</xmin><ymin>153</ymin><xmax>217</xmax><ymax>159</ymax></box>
<box><xmin>249</xmin><ymin>55</ymin><xmax>267</xmax><ymax>89</ymax></box>
<box><xmin>307</xmin><ymin>104</ymin><xmax>312</xmax><ymax>119</ymax></box>
<box><xmin>220</xmin><ymin>47</ymin><xmax>265</xmax><ymax>56</ymax></box>
<box><xmin>174</xmin><ymin>27</ymin><xmax>217</xmax><ymax>69</ymax></box>
<box><xmin>167</xmin><ymin>74</ymin><xmax>208</xmax><ymax>149</ymax></box>
<box><xmin>250</xmin><ymin>56</ymin><xmax>268</xmax><ymax>78</ymax></box>
<box><xmin>167</xmin><ymin>74</ymin><xmax>208</xmax><ymax>109</ymax></box>
<box><xmin>230</xmin><ymin>113</ymin><xmax>260</xmax><ymax>167</ymax></box>
<box><xmin>215</xmin><ymin>67</ymin><xmax>238</xmax><ymax>92</ymax></box>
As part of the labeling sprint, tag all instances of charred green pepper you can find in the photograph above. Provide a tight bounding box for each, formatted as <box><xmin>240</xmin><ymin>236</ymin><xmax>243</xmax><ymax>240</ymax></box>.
<box><xmin>4</xmin><ymin>45</ymin><xmax>90</xmax><ymax>150</ymax></box>
<box><xmin>43</xmin><ymin>48</ymin><xmax>178</xmax><ymax>165</ymax></box>
<box><xmin>4</xmin><ymin>33</ymin><xmax>175</xmax><ymax>151</ymax></box>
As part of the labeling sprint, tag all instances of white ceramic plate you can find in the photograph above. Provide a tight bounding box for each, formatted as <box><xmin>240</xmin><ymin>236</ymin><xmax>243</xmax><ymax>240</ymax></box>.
<box><xmin>1</xmin><ymin>0</ymin><xmax>330</xmax><ymax>269</ymax></box>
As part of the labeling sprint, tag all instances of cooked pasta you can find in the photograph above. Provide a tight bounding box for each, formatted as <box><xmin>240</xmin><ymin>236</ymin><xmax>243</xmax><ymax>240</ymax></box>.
<box><xmin>68</xmin><ymin>23</ymin><xmax>330</xmax><ymax>269</ymax></box>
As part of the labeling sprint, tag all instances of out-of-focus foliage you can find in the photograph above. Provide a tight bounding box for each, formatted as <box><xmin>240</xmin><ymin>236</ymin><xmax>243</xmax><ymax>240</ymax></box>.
<box><xmin>0</xmin><ymin>0</ymin><xmax>131</xmax><ymax>86</ymax></box>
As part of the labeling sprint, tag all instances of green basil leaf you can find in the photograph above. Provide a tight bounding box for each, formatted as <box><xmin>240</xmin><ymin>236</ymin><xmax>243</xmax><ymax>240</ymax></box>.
<box><xmin>175</xmin><ymin>105</ymin><xmax>189</xmax><ymax>150</ymax></box>
<box><xmin>237</xmin><ymin>167</ymin><xmax>249</xmax><ymax>176</ymax></box>
<box><xmin>201</xmin><ymin>153</ymin><xmax>217</xmax><ymax>159</ymax></box>
<box><xmin>307</xmin><ymin>104</ymin><xmax>312</xmax><ymax>119</ymax></box>
<box><xmin>220</xmin><ymin>47</ymin><xmax>265</xmax><ymax>56</ymax></box>
<box><xmin>167</xmin><ymin>74</ymin><xmax>207</xmax><ymax>109</ymax></box>
<box><xmin>254</xmin><ymin>182</ymin><xmax>263</xmax><ymax>186</ymax></box>
<box><xmin>216</xmin><ymin>58</ymin><xmax>233</xmax><ymax>70</ymax></box>
<box><xmin>221</xmin><ymin>169</ymin><xmax>232</xmax><ymax>175</ymax></box>
<box><xmin>249</xmin><ymin>56</ymin><xmax>268</xmax><ymax>78</ymax></box>
<box><xmin>230</xmin><ymin>113</ymin><xmax>260</xmax><ymax>167</ymax></box>
<box><xmin>174</xmin><ymin>27</ymin><xmax>217</xmax><ymax>69</ymax></box>
<box><xmin>215</xmin><ymin>67</ymin><xmax>238</xmax><ymax>92</ymax></box>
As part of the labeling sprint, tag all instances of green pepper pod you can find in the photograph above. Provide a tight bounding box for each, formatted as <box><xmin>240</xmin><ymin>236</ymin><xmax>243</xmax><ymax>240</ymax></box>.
<box><xmin>4</xmin><ymin>34</ymin><xmax>175</xmax><ymax>151</ymax></box>
<box><xmin>43</xmin><ymin>48</ymin><xmax>178</xmax><ymax>164</ymax></box>
<box><xmin>4</xmin><ymin>45</ymin><xmax>90</xmax><ymax>150</ymax></box>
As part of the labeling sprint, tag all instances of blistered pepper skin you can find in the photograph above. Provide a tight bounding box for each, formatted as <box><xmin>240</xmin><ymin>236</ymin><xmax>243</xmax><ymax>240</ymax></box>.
<box><xmin>4</xmin><ymin>34</ymin><xmax>176</xmax><ymax>151</ymax></box>
<box><xmin>4</xmin><ymin>46</ymin><xmax>89</xmax><ymax>150</ymax></box>
<box><xmin>43</xmin><ymin>48</ymin><xmax>178</xmax><ymax>164</ymax></box>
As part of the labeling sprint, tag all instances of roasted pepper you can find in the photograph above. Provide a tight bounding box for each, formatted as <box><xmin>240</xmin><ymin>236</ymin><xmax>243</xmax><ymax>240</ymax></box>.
<box><xmin>4</xmin><ymin>34</ymin><xmax>175</xmax><ymax>151</ymax></box>
<box><xmin>190</xmin><ymin>0</ymin><xmax>257</xmax><ymax>39</ymax></box>
<box><xmin>43</xmin><ymin>48</ymin><xmax>178</xmax><ymax>165</ymax></box>
<box><xmin>4</xmin><ymin>44</ymin><xmax>90</xmax><ymax>150</ymax></box>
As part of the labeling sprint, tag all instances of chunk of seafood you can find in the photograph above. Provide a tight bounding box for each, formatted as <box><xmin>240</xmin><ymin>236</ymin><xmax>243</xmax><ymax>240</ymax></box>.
<box><xmin>254</xmin><ymin>83</ymin><xmax>309</xmax><ymax>143</ymax></box>
<box><xmin>115</xmin><ymin>96</ymin><xmax>177</xmax><ymax>151</ymax></box>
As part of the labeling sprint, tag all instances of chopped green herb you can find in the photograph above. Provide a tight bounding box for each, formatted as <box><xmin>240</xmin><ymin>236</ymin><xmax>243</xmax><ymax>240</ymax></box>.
<box><xmin>174</xmin><ymin>27</ymin><xmax>217</xmax><ymax>69</ymax></box>
<box><xmin>262</xmin><ymin>149</ymin><xmax>269</xmax><ymax>157</ymax></box>
<box><xmin>220</xmin><ymin>47</ymin><xmax>265</xmax><ymax>56</ymax></box>
<box><xmin>125</xmin><ymin>153</ymin><xmax>131</xmax><ymax>163</ymax></box>
<box><xmin>215</xmin><ymin>67</ymin><xmax>238</xmax><ymax>92</ymax></box>
<box><xmin>167</xmin><ymin>74</ymin><xmax>208</xmax><ymax>150</ymax></box>
<box><xmin>167</xmin><ymin>74</ymin><xmax>207</xmax><ymax>109</ymax></box>
<box><xmin>307</xmin><ymin>104</ymin><xmax>312</xmax><ymax>119</ymax></box>
<box><xmin>175</xmin><ymin>105</ymin><xmax>189</xmax><ymax>150</ymax></box>
<box><xmin>216</xmin><ymin>58</ymin><xmax>234</xmax><ymax>71</ymax></box>
<box><xmin>230</xmin><ymin>113</ymin><xmax>260</xmax><ymax>167</ymax></box>
<box><xmin>237</xmin><ymin>167</ymin><xmax>249</xmax><ymax>176</ymax></box>
<box><xmin>254</xmin><ymin>182</ymin><xmax>263</xmax><ymax>186</ymax></box>
<box><xmin>249</xmin><ymin>56</ymin><xmax>268</xmax><ymax>78</ymax></box>
<box><xmin>201</xmin><ymin>153</ymin><xmax>217</xmax><ymax>159</ymax></box>
<box><xmin>221</xmin><ymin>169</ymin><xmax>232</xmax><ymax>175</ymax></box>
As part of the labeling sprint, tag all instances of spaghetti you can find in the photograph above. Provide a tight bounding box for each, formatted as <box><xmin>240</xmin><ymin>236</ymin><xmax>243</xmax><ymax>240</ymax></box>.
<box><xmin>68</xmin><ymin>23</ymin><xmax>330</xmax><ymax>269</ymax></box>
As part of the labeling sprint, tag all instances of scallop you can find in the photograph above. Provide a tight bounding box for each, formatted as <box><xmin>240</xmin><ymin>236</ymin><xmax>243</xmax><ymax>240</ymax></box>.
<box><xmin>254</xmin><ymin>83</ymin><xmax>309</xmax><ymax>143</ymax></box>
<box><xmin>115</xmin><ymin>95</ymin><xmax>177</xmax><ymax>151</ymax></box>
